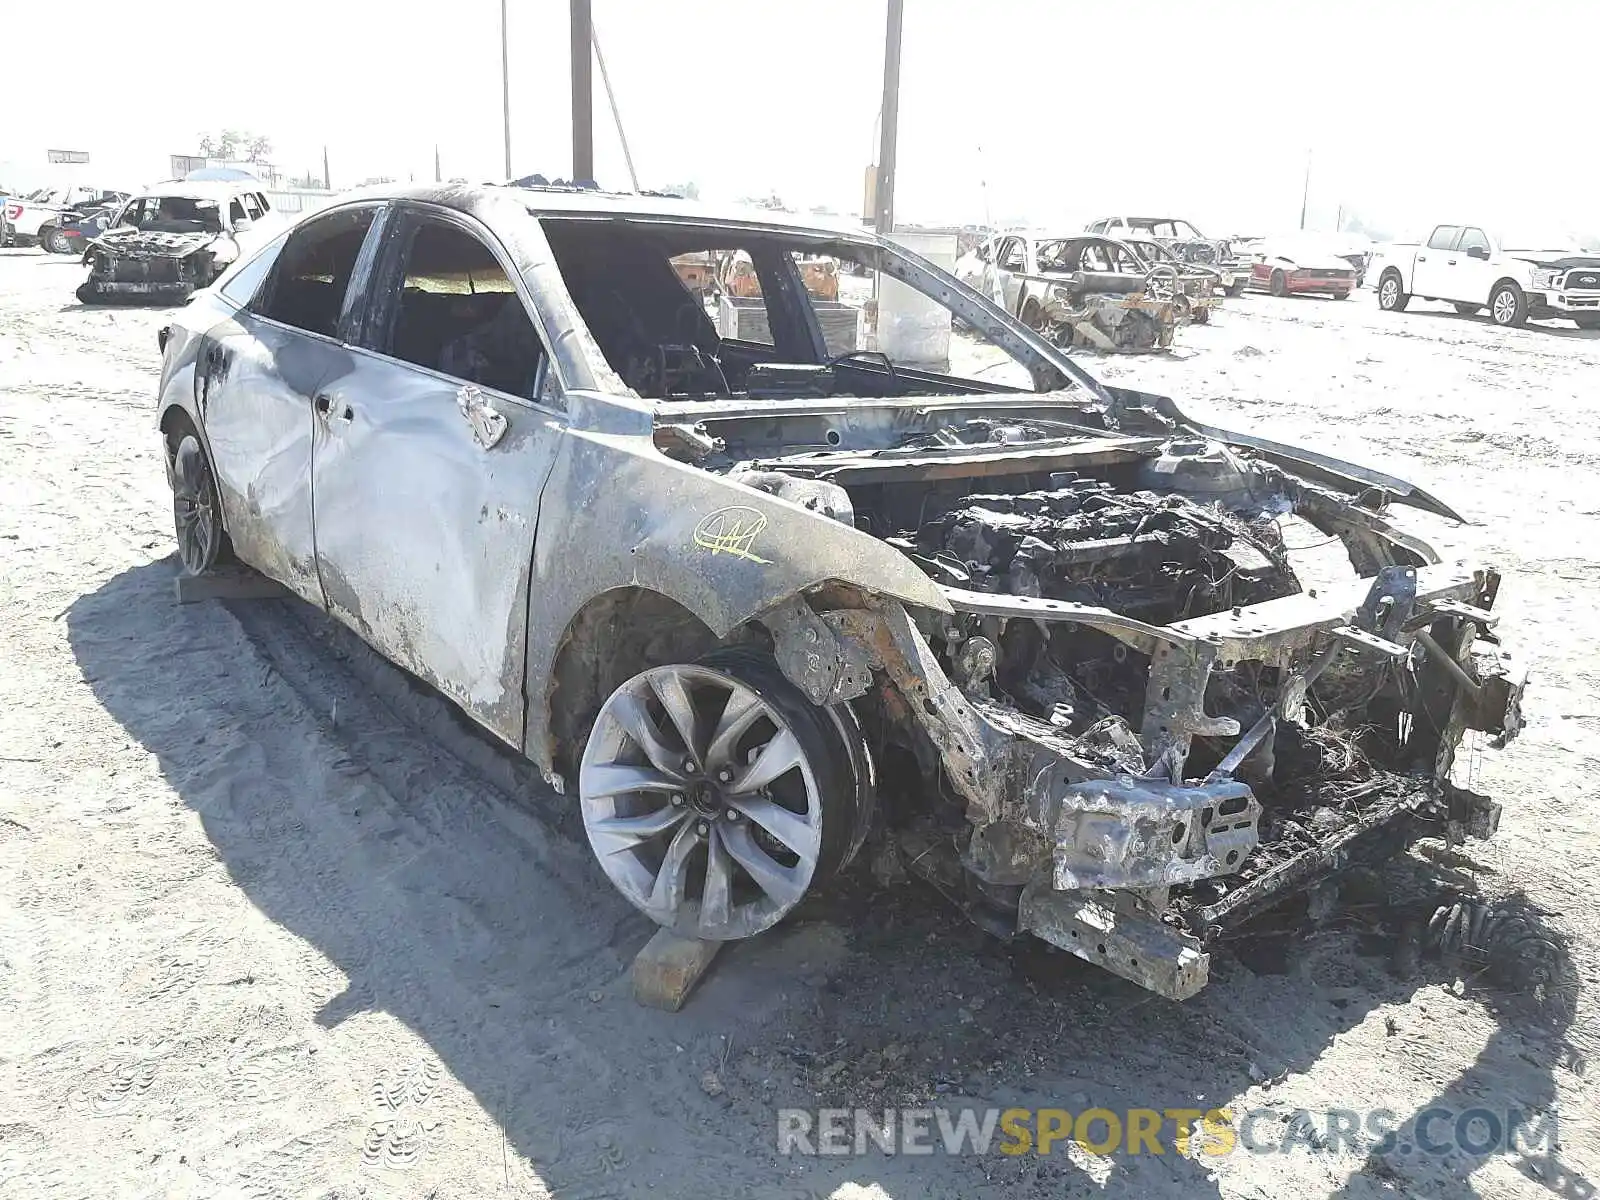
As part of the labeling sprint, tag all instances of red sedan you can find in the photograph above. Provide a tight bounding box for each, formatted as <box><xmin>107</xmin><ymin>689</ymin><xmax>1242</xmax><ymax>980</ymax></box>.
<box><xmin>1245</xmin><ymin>238</ymin><xmax>1359</xmax><ymax>299</ymax></box>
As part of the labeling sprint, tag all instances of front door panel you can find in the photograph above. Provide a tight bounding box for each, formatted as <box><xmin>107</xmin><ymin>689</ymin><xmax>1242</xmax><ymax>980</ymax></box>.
<box><xmin>310</xmin><ymin>356</ymin><xmax>563</xmax><ymax>744</ymax></box>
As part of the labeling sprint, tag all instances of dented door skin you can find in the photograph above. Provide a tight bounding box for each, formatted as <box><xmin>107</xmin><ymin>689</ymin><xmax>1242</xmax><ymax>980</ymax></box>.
<box><xmin>200</xmin><ymin>205</ymin><xmax>383</xmax><ymax>603</ymax></box>
<box><xmin>309</xmin><ymin>205</ymin><xmax>565</xmax><ymax>745</ymax></box>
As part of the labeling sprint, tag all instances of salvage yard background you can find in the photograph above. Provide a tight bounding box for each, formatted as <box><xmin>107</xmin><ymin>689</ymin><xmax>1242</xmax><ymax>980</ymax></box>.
<box><xmin>1</xmin><ymin>248</ymin><xmax>1596</xmax><ymax>1198</ymax></box>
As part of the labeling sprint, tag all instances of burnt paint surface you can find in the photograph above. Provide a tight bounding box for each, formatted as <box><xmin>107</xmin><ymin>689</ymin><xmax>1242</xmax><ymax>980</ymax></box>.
<box><xmin>202</xmin><ymin>311</ymin><xmax>348</xmax><ymax>605</ymax></box>
<box><xmin>311</xmin><ymin>350</ymin><xmax>562</xmax><ymax>745</ymax></box>
<box><xmin>519</xmin><ymin>393</ymin><xmax>950</xmax><ymax>772</ymax></box>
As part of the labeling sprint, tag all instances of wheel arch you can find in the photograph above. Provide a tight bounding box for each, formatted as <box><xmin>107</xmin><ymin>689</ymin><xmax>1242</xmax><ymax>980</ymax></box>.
<box><xmin>538</xmin><ymin>579</ymin><xmax>895</xmax><ymax>785</ymax></box>
<box><xmin>1489</xmin><ymin>275</ymin><xmax>1524</xmax><ymax>302</ymax></box>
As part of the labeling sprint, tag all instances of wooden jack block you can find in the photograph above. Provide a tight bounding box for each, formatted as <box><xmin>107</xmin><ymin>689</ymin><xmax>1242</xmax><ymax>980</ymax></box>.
<box><xmin>174</xmin><ymin>568</ymin><xmax>287</xmax><ymax>605</ymax></box>
<box><xmin>631</xmin><ymin>928</ymin><xmax>722</xmax><ymax>1012</ymax></box>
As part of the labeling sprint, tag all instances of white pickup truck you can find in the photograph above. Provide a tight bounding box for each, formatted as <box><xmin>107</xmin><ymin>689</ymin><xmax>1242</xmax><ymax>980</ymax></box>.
<box><xmin>1372</xmin><ymin>224</ymin><xmax>1600</xmax><ymax>329</ymax></box>
<box><xmin>2</xmin><ymin>184</ymin><xmax>130</xmax><ymax>251</ymax></box>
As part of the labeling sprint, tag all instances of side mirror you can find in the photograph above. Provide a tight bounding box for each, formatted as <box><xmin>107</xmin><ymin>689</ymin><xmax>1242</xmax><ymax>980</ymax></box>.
<box><xmin>1466</xmin><ymin>245</ymin><xmax>1490</xmax><ymax>260</ymax></box>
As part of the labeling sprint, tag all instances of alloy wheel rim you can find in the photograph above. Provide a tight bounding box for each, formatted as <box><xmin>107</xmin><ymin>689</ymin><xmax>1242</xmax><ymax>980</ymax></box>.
<box><xmin>172</xmin><ymin>449</ymin><xmax>216</xmax><ymax>572</ymax></box>
<box><xmin>1381</xmin><ymin>279</ymin><xmax>1397</xmax><ymax>307</ymax></box>
<box><xmin>1493</xmin><ymin>291</ymin><xmax>1515</xmax><ymax>323</ymax></box>
<box><xmin>579</xmin><ymin>664</ymin><xmax>825</xmax><ymax>939</ymax></box>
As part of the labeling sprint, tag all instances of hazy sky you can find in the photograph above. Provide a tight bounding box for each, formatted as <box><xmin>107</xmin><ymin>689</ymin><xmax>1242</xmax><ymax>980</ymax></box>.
<box><xmin>3</xmin><ymin>0</ymin><xmax>1596</xmax><ymax>240</ymax></box>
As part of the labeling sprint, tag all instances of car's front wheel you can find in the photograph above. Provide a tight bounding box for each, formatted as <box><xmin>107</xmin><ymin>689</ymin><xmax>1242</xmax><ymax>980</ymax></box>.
<box><xmin>1489</xmin><ymin>282</ymin><xmax>1529</xmax><ymax>328</ymax></box>
<box><xmin>578</xmin><ymin>650</ymin><xmax>866</xmax><ymax>940</ymax></box>
<box><xmin>1453</xmin><ymin>302</ymin><xmax>1482</xmax><ymax>316</ymax></box>
<box><xmin>41</xmin><ymin>227</ymin><xmax>71</xmax><ymax>254</ymax></box>
<box><xmin>1377</xmin><ymin>270</ymin><xmax>1411</xmax><ymax>312</ymax></box>
<box><xmin>171</xmin><ymin>434</ymin><xmax>233</xmax><ymax>574</ymax></box>
<box><xmin>1269</xmin><ymin>270</ymin><xmax>1288</xmax><ymax>297</ymax></box>
<box><xmin>1573</xmin><ymin>314</ymin><xmax>1600</xmax><ymax>331</ymax></box>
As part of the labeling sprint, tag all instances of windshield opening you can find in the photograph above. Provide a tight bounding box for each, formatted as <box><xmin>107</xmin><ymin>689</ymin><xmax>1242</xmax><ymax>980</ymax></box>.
<box><xmin>120</xmin><ymin>197</ymin><xmax>224</xmax><ymax>235</ymax></box>
<box><xmin>539</xmin><ymin>216</ymin><xmax>1078</xmax><ymax>403</ymax></box>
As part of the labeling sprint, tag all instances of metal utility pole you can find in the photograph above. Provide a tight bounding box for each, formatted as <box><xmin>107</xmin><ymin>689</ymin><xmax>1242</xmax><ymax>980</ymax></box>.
<box><xmin>1299</xmin><ymin>149</ymin><xmax>1312</xmax><ymax>230</ymax></box>
<box><xmin>323</xmin><ymin>145</ymin><xmax>331</xmax><ymax>191</ymax></box>
<box><xmin>435</xmin><ymin>145</ymin><xmax>443</xmax><ymax>183</ymax></box>
<box><xmin>571</xmin><ymin>0</ymin><xmax>594</xmax><ymax>182</ymax></box>
<box><xmin>501</xmin><ymin>0</ymin><xmax>513</xmax><ymax>178</ymax></box>
<box><xmin>591</xmin><ymin>21</ymin><xmax>639</xmax><ymax>192</ymax></box>
<box><xmin>872</xmin><ymin>0</ymin><xmax>904</xmax><ymax>235</ymax></box>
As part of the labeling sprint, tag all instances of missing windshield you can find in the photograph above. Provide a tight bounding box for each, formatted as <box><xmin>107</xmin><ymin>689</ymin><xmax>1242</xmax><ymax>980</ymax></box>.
<box><xmin>540</xmin><ymin>218</ymin><xmax>1057</xmax><ymax>402</ymax></box>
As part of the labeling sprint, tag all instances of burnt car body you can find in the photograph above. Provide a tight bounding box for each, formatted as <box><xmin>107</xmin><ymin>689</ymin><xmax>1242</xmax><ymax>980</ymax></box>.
<box><xmin>1118</xmin><ymin>236</ymin><xmax>1225</xmax><ymax>324</ymax></box>
<box><xmin>1088</xmin><ymin>216</ymin><xmax>1251</xmax><ymax>297</ymax></box>
<box><xmin>155</xmin><ymin>185</ymin><xmax>1524</xmax><ymax>1000</ymax></box>
<box><xmin>968</xmin><ymin>232</ymin><xmax>1184</xmax><ymax>352</ymax></box>
<box><xmin>78</xmin><ymin>180</ymin><xmax>285</xmax><ymax>304</ymax></box>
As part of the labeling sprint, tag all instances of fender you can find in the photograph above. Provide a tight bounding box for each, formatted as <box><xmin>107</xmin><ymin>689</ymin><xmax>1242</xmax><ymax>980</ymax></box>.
<box><xmin>1111</xmin><ymin>388</ymin><xmax>1467</xmax><ymax>523</ymax></box>
<box><xmin>520</xmin><ymin>418</ymin><xmax>951</xmax><ymax>770</ymax></box>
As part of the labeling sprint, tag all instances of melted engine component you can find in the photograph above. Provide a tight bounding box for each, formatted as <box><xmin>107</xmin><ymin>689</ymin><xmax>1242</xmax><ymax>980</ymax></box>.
<box><xmin>906</xmin><ymin>475</ymin><xmax>1300</xmax><ymax>733</ymax></box>
<box><xmin>911</xmin><ymin>474</ymin><xmax>1297</xmax><ymax>618</ymax></box>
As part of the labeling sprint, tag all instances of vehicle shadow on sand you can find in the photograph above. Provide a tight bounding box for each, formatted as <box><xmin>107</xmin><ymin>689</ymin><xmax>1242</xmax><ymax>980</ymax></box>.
<box><xmin>67</xmin><ymin>559</ymin><xmax>1588</xmax><ymax>1200</ymax></box>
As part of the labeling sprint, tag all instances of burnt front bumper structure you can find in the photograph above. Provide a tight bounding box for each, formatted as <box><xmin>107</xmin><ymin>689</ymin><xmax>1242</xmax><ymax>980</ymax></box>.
<box><xmin>791</xmin><ymin>561</ymin><xmax>1522</xmax><ymax>1000</ymax></box>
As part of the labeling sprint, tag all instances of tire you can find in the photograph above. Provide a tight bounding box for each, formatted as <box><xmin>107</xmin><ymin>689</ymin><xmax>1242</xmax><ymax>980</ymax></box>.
<box><xmin>1020</xmin><ymin>299</ymin><xmax>1045</xmax><ymax>332</ymax></box>
<box><xmin>1489</xmin><ymin>282</ymin><xmax>1528</xmax><ymax>328</ymax></box>
<box><xmin>1330</xmin><ymin>291</ymin><xmax>1350</xmax><ymax>300</ymax></box>
<box><xmin>1377</xmin><ymin>270</ymin><xmax>1410</xmax><ymax>312</ymax></box>
<box><xmin>1225</xmin><ymin>279</ymin><xmax>1247</xmax><ymax>298</ymax></box>
<box><xmin>75</xmin><ymin>281</ymin><xmax>98</xmax><ymax>306</ymax></box>
<box><xmin>1575</xmin><ymin>314</ymin><xmax>1600</xmax><ymax>331</ymax></box>
<box><xmin>577</xmin><ymin>649</ymin><xmax>862</xmax><ymax>940</ymax></box>
<box><xmin>40</xmin><ymin>227</ymin><xmax>69</xmax><ymax>254</ymax></box>
<box><xmin>1452</xmin><ymin>302</ymin><xmax>1482</xmax><ymax>316</ymax></box>
<box><xmin>171</xmin><ymin>434</ymin><xmax>233</xmax><ymax>574</ymax></box>
<box><xmin>1192</xmin><ymin>305</ymin><xmax>1211</xmax><ymax>324</ymax></box>
<box><xmin>1269</xmin><ymin>270</ymin><xmax>1288</xmax><ymax>298</ymax></box>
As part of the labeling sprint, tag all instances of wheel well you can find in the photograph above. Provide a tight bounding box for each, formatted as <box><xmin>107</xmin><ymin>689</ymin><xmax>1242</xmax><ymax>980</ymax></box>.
<box><xmin>159</xmin><ymin>405</ymin><xmax>199</xmax><ymax>466</ymax></box>
<box><xmin>546</xmin><ymin>587</ymin><xmax>729</xmax><ymax>776</ymax></box>
<box><xmin>1381</xmin><ymin>267</ymin><xmax>1401</xmax><ymax>282</ymax></box>
<box><xmin>1491</xmin><ymin>277</ymin><xmax>1522</xmax><ymax>296</ymax></box>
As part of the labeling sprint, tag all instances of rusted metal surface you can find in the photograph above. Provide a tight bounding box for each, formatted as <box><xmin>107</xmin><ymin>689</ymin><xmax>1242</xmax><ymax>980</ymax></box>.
<box><xmin>151</xmin><ymin>183</ymin><xmax>1528</xmax><ymax>999</ymax></box>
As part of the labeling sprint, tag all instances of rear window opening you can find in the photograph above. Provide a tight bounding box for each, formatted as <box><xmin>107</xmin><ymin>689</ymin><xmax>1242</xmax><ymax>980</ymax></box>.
<box><xmin>539</xmin><ymin>217</ymin><xmax>1041</xmax><ymax>402</ymax></box>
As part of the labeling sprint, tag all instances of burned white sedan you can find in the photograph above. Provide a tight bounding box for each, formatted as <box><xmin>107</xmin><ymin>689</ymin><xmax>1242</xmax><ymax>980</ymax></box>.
<box><xmin>79</xmin><ymin>179</ymin><xmax>285</xmax><ymax>304</ymax></box>
<box><xmin>155</xmin><ymin>184</ymin><xmax>1524</xmax><ymax>998</ymax></box>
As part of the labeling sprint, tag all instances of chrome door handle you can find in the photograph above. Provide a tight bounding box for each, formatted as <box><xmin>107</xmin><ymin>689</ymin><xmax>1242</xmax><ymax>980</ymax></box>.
<box><xmin>314</xmin><ymin>393</ymin><xmax>353</xmax><ymax>422</ymax></box>
<box><xmin>456</xmin><ymin>384</ymin><xmax>508</xmax><ymax>450</ymax></box>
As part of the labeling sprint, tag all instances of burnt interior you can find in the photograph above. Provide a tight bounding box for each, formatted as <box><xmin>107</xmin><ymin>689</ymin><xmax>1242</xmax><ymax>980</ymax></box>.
<box><xmin>540</xmin><ymin>218</ymin><xmax>1041</xmax><ymax>401</ymax></box>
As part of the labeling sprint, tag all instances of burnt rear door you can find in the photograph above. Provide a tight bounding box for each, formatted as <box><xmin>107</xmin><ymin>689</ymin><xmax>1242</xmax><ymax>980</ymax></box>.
<box><xmin>308</xmin><ymin>204</ymin><xmax>566</xmax><ymax>746</ymax></box>
<box><xmin>198</xmin><ymin>204</ymin><xmax>384</xmax><ymax>602</ymax></box>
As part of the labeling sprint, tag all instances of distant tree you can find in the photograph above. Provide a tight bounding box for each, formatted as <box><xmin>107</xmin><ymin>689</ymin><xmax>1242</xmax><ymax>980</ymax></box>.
<box><xmin>196</xmin><ymin>129</ymin><xmax>263</xmax><ymax>161</ymax></box>
<box><xmin>244</xmin><ymin>135</ymin><xmax>273</xmax><ymax>164</ymax></box>
<box><xmin>359</xmin><ymin>175</ymin><xmax>397</xmax><ymax>187</ymax></box>
<box><xmin>737</xmin><ymin>192</ymin><xmax>787</xmax><ymax>211</ymax></box>
<box><xmin>658</xmin><ymin>181</ymin><xmax>700</xmax><ymax>199</ymax></box>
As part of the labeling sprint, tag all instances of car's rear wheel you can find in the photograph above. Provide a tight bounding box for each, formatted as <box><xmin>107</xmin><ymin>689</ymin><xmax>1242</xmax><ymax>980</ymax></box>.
<box><xmin>1269</xmin><ymin>269</ymin><xmax>1288</xmax><ymax>297</ymax></box>
<box><xmin>1490</xmin><ymin>282</ymin><xmax>1528</xmax><ymax>328</ymax></box>
<box><xmin>1225</xmin><ymin>279</ymin><xmax>1247</xmax><ymax>297</ymax></box>
<box><xmin>578</xmin><ymin>651</ymin><xmax>864</xmax><ymax>940</ymax></box>
<box><xmin>1377</xmin><ymin>270</ymin><xmax>1410</xmax><ymax>312</ymax></box>
<box><xmin>171</xmin><ymin>434</ymin><xmax>233</xmax><ymax>574</ymax></box>
<box><xmin>1192</xmin><ymin>304</ymin><xmax>1211</xmax><ymax>324</ymax></box>
<box><xmin>1452</xmin><ymin>302</ymin><xmax>1481</xmax><ymax>315</ymax></box>
<box><xmin>1019</xmin><ymin>299</ymin><xmax>1045</xmax><ymax>332</ymax></box>
<box><xmin>42</xmin><ymin>227</ymin><xmax>71</xmax><ymax>255</ymax></box>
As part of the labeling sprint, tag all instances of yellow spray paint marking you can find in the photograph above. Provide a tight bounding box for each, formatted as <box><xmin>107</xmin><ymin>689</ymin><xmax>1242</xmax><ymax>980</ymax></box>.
<box><xmin>693</xmin><ymin>506</ymin><xmax>773</xmax><ymax>564</ymax></box>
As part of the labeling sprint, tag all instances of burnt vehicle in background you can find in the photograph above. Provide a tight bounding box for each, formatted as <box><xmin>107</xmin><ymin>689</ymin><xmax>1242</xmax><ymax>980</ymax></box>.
<box><xmin>77</xmin><ymin>180</ymin><xmax>285</xmax><ymax>304</ymax></box>
<box><xmin>1118</xmin><ymin>235</ymin><xmax>1226</xmax><ymax>323</ymax></box>
<box><xmin>155</xmin><ymin>185</ymin><xmax>1524</xmax><ymax>999</ymax></box>
<box><xmin>1088</xmin><ymin>215</ymin><xmax>1252</xmax><ymax>298</ymax></box>
<box><xmin>964</xmin><ymin>232</ymin><xmax>1186</xmax><ymax>351</ymax></box>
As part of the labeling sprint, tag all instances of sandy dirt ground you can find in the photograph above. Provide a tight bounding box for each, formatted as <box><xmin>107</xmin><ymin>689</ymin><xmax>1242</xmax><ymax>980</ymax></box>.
<box><xmin>1</xmin><ymin>248</ymin><xmax>1596</xmax><ymax>1200</ymax></box>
